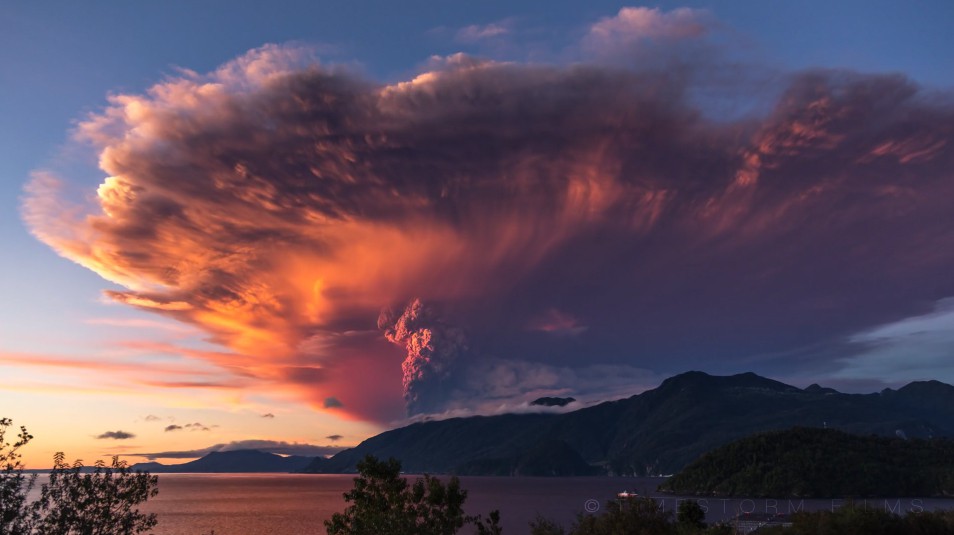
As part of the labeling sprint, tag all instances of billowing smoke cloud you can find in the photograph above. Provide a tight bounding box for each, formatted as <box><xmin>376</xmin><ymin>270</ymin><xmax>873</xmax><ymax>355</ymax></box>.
<box><xmin>22</xmin><ymin>9</ymin><xmax>954</xmax><ymax>421</ymax></box>
<box><xmin>378</xmin><ymin>299</ymin><xmax>469</xmax><ymax>414</ymax></box>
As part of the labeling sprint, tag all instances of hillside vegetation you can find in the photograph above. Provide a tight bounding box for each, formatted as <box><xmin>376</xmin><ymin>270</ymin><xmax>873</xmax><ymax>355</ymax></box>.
<box><xmin>305</xmin><ymin>371</ymin><xmax>954</xmax><ymax>476</ymax></box>
<box><xmin>661</xmin><ymin>427</ymin><xmax>954</xmax><ymax>497</ymax></box>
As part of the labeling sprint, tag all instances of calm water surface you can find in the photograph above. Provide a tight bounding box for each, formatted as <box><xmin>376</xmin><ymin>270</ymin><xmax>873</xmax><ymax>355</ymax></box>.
<box><xmin>141</xmin><ymin>474</ymin><xmax>659</xmax><ymax>534</ymax></box>
<box><xmin>105</xmin><ymin>474</ymin><xmax>954</xmax><ymax>534</ymax></box>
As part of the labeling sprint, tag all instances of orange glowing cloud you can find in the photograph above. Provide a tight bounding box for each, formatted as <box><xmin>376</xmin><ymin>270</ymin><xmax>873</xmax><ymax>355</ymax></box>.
<box><xmin>23</xmin><ymin>42</ymin><xmax>954</xmax><ymax>420</ymax></box>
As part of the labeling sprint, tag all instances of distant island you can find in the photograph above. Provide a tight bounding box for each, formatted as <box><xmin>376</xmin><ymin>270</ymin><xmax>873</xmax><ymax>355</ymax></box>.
<box><xmin>302</xmin><ymin>371</ymin><xmax>954</xmax><ymax>476</ymax></box>
<box><xmin>130</xmin><ymin>450</ymin><xmax>313</xmax><ymax>473</ymax></box>
<box><xmin>660</xmin><ymin>427</ymin><xmax>954</xmax><ymax>498</ymax></box>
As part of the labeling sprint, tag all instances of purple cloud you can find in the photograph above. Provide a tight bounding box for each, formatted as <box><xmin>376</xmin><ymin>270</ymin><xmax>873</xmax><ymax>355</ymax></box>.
<box><xmin>23</xmin><ymin>26</ymin><xmax>954</xmax><ymax>422</ymax></box>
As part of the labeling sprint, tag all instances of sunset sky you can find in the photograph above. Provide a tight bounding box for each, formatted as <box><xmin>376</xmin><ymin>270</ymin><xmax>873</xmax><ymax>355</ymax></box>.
<box><xmin>2</xmin><ymin>1</ymin><xmax>954</xmax><ymax>468</ymax></box>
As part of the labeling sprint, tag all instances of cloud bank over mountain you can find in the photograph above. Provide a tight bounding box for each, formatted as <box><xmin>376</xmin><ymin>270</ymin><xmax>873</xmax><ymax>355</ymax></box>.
<box><xmin>131</xmin><ymin>439</ymin><xmax>345</xmax><ymax>460</ymax></box>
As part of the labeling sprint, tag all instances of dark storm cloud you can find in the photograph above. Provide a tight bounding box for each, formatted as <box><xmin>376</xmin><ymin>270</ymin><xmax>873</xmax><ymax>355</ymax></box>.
<box><xmin>24</xmin><ymin>11</ymin><xmax>954</xmax><ymax>421</ymax></box>
<box><xmin>96</xmin><ymin>430</ymin><xmax>136</xmax><ymax>440</ymax></box>
<box><xmin>184</xmin><ymin>422</ymin><xmax>211</xmax><ymax>431</ymax></box>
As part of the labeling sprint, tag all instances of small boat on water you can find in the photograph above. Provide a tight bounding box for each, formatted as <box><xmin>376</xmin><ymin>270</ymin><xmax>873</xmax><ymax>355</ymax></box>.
<box><xmin>617</xmin><ymin>490</ymin><xmax>639</xmax><ymax>499</ymax></box>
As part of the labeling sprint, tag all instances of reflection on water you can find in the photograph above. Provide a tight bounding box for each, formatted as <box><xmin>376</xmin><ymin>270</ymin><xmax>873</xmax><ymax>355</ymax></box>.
<box><xmin>143</xmin><ymin>474</ymin><xmax>345</xmax><ymax>535</ymax></box>
<box><xmin>143</xmin><ymin>474</ymin><xmax>665</xmax><ymax>534</ymax></box>
<box><xmin>41</xmin><ymin>473</ymin><xmax>952</xmax><ymax>534</ymax></box>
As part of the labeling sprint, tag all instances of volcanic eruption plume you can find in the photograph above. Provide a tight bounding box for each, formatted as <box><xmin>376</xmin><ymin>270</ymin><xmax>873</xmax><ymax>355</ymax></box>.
<box><xmin>378</xmin><ymin>300</ymin><xmax>469</xmax><ymax>415</ymax></box>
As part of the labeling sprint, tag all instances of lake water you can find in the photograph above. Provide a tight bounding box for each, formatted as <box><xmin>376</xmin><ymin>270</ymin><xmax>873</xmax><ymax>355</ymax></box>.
<box><xmin>141</xmin><ymin>474</ymin><xmax>646</xmax><ymax>534</ymax></box>
<box><xmin>29</xmin><ymin>474</ymin><xmax>954</xmax><ymax>534</ymax></box>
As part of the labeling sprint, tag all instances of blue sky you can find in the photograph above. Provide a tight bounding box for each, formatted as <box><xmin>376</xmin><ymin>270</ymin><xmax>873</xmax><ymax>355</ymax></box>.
<box><xmin>2</xmin><ymin>1</ymin><xmax>953</xmax><ymax>466</ymax></box>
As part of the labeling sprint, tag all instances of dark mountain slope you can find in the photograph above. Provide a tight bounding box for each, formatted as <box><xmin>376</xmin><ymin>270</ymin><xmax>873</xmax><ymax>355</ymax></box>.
<box><xmin>309</xmin><ymin>413</ymin><xmax>558</xmax><ymax>474</ymax></box>
<box><xmin>131</xmin><ymin>450</ymin><xmax>313</xmax><ymax>473</ymax></box>
<box><xmin>304</xmin><ymin>371</ymin><xmax>954</xmax><ymax>476</ymax></box>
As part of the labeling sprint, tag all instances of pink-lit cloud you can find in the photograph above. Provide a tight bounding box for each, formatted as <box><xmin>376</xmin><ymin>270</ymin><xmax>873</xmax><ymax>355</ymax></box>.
<box><xmin>85</xmin><ymin>317</ymin><xmax>197</xmax><ymax>334</ymax></box>
<box><xmin>587</xmin><ymin>7</ymin><xmax>710</xmax><ymax>43</ymax></box>
<box><xmin>455</xmin><ymin>20</ymin><xmax>513</xmax><ymax>43</ymax></box>
<box><xmin>0</xmin><ymin>350</ymin><xmax>232</xmax><ymax>381</ymax></box>
<box><xmin>527</xmin><ymin>308</ymin><xmax>588</xmax><ymax>337</ymax></box>
<box><xmin>581</xmin><ymin>6</ymin><xmax>714</xmax><ymax>64</ymax></box>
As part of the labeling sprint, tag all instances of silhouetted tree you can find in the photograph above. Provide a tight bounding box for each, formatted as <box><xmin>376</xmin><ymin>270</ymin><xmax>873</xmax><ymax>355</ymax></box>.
<box><xmin>0</xmin><ymin>418</ymin><xmax>37</xmax><ymax>535</ymax></box>
<box><xmin>472</xmin><ymin>509</ymin><xmax>504</xmax><ymax>535</ymax></box>
<box><xmin>0</xmin><ymin>418</ymin><xmax>158</xmax><ymax>535</ymax></box>
<box><xmin>325</xmin><ymin>454</ymin><xmax>500</xmax><ymax>535</ymax></box>
<box><xmin>529</xmin><ymin>514</ymin><xmax>567</xmax><ymax>535</ymax></box>
<box><xmin>532</xmin><ymin>497</ymin><xmax>734</xmax><ymax>535</ymax></box>
<box><xmin>571</xmin><ymin>498</ymin><xmax>675</xmax><ymax>535</ymax></box>
<box><xmin>676</xmin><ymin>500</ymin><xmax>706</xmax><ymax>532</ymax></box>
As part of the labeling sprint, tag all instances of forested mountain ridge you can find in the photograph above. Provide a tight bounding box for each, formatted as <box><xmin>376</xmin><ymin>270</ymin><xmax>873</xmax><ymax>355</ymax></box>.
<box><xmin>303</xmin><ymin>371</ymin><xmax>954</xmax><ymax>476</ymax></box>
<box><xmin>660</xmin><ymin>426</ymin><xmax>954</xmax><ymax>497</ymax></box>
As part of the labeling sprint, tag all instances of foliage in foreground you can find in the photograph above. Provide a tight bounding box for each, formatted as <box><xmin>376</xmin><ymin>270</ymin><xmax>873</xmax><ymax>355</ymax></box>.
<box><xmin>0</xmin><ymin>418</ymin><xmax>158</xmax><ymax>535</ymax></box>
<box><xmin>325</xmin><ymin>455</ymin><xmax>501</xmax><ymax>535</ymax></box>
<box><xmin>531</xmin><ymin>498</ymin><xmax>954</xmax><ymax>535</ymax></box>
<box><xmin>0</xmin><ymin>418</ymin><xmax>35</xmax><ymax>535</ymax></box>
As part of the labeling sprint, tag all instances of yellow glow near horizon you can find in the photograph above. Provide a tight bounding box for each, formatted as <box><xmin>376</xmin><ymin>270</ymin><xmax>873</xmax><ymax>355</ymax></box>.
<box><xmin>0</xmin><ymin>338</ymin><xmax>380</xmax><ymax>469</ymax></box>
